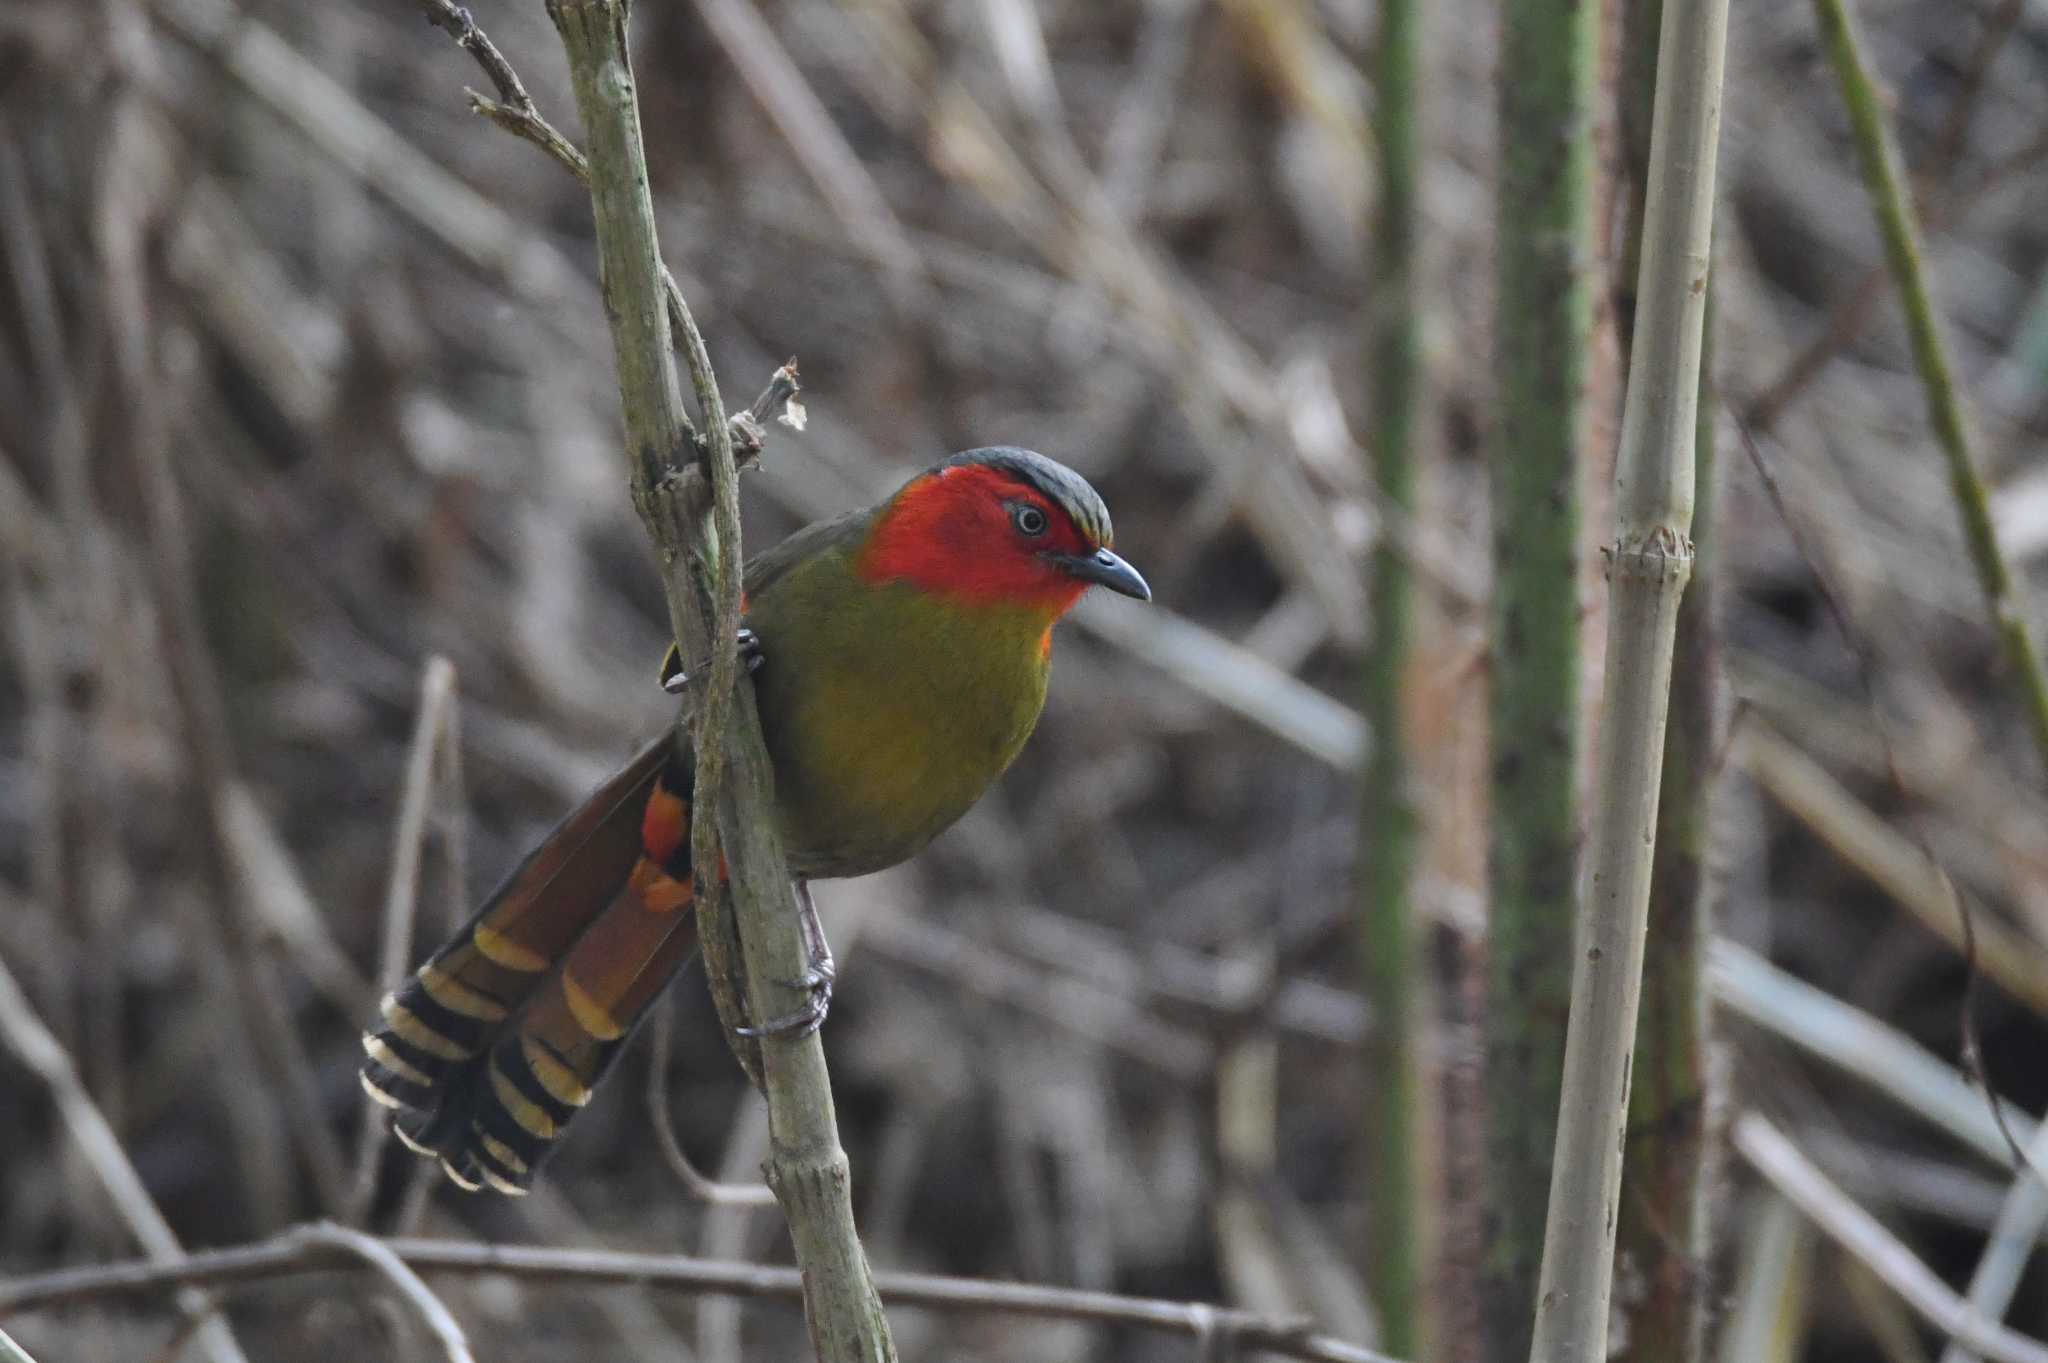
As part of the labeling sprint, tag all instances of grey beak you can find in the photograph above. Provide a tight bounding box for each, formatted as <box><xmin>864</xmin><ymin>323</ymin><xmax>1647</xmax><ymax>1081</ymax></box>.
<box><xmin>1059</xmin><ymin>547</ymin><xmax>1152</xmax><ymax>602</ymax></box>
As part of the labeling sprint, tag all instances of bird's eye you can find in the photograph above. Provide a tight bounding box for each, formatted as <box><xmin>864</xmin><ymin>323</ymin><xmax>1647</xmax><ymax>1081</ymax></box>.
<box><xmin>1011</xmin><ymin>503</ymin><xmax>1049</xmax><ymax>537</ymax></box>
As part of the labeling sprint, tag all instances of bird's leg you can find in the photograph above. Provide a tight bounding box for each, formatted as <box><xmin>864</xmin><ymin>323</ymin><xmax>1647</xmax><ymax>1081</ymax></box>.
<box><xmin>661</xmin><ymin>628</ymin><xmax>764</xmax><ymax>695</ymax></box>
<box><xmin>734</xmin><ymin>879</ymin><xmax>836</xmax><ymax>1039</ymax></box>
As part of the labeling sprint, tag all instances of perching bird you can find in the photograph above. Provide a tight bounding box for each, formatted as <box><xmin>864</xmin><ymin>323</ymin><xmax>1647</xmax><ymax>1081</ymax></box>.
<box><xmin>361</xmin><ymin>448</ymin><xmax>1150</xmax><ymax>1193</ymax></box>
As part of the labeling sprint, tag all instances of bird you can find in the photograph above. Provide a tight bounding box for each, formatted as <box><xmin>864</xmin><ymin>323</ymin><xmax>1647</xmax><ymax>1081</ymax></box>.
<box><xmin>360</xmin><ymin>447</ymin><xmax>1150</xmax><ymax>1194</ymax></box>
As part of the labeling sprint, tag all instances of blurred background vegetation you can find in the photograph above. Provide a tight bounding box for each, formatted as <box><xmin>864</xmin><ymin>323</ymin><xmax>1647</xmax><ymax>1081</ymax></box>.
<box><xmin>1</xmin><ymin>1</ymin><xmax>2046</xmax><ymax>1360</ymax></box>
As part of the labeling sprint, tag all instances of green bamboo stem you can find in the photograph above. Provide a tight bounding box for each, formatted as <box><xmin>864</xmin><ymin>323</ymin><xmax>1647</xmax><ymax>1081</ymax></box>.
<box><xmin>1357</xmin><ymin>0</ymin><xmax>1436</xmax><ymax>1354</ymax></box>
<box><xmin>1811</xmin><ymin>0</ymin><xmax>2048</xmax><ymax>777</ymax></box>
<box><xmin>1482</xmin><ymin>0</ymin><xmax>1598</xmax><ymax>1352</ymax></box>
<box><xmin>544</xmin><ymin>6</ymin><xmax>895</xmax><ymax>1359</ymax></box>
<box><xmin>1614</xmin><ymin>5</ymin><xmax>1720</xmax><ymax>1358</ymax></box>
<box><xmin>1524</xmin><ymin>0</ymin><xmax>1726</xmax><ymax>1354</ymax></box>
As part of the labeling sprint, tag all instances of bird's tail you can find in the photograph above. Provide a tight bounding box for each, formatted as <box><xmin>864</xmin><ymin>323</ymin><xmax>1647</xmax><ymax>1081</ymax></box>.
<box><xmin>360</xmin><ymin>734</ymin><xmax>702</xmax><ymax>1194</ymax></box>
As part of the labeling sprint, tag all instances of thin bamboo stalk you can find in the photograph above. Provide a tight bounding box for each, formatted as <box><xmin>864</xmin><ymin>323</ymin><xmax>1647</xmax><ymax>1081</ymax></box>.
<box><xmin>1616</xmin><ymin>0</ymin><xmax>1722</xmax><ymax>1334</ymax></box>
<box><xmin>1810</xmin><ymin>0</ymin><xmax>2048</xmax><ymax>776</ymax></box>
<box><xmin>1357</xmin><ymin>0</ymin><xmax>1437</xmax><ymax>1353</ymax></box>
<box><xmin>1618</xmin><ymin>278</ymin><xmax>1717</xmax><ymax>1363</ymax></box>
<box><xmin>1523</xmin><ymin>0</ymin><xmax>1728</xmax><ymax>1355</ymax></box>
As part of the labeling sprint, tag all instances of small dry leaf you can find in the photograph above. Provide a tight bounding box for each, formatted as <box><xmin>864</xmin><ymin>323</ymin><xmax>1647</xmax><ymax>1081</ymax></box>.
<box><xmin>779</xmin><ymin>396</ymin><xmax>808</xmax><ymax>431</ymax></box>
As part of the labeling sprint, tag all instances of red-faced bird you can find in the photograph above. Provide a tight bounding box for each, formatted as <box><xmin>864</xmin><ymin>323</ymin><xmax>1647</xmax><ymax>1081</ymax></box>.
<box><xmin>361</xmin><ymin>447</ymin><xmax>1150</xmax><ymax>1193</ymax></box>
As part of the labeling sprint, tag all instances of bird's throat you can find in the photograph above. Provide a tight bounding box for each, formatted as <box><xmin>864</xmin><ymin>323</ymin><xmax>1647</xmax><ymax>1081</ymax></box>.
<box><xmin>748</xmin><ymin>569</ymin><xmax>1062</xmax><ymax>879</ymax></box>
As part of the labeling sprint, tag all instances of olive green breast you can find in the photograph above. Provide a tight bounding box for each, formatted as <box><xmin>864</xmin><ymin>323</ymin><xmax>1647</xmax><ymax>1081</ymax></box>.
<box><xmin>742</xmin><ymin>535</ymin><xmax>1056</xmax><ymax>879</ymax></box>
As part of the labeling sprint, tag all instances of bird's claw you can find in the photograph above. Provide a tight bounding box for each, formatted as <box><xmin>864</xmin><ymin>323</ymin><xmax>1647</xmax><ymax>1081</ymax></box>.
<box><xmin>734</xmin><ymin>964</ymin><xmax>834</xmax><ymax>1039</ymax></box>
<box><xmin>661</xmin><ymin>629</ymin><xmax>764</xmax><ymax>695</ymax></box>
<box><xmin>732</xmin><ymin>882</ymin><xmax>836</xmax><ymax>1040</ymax></box>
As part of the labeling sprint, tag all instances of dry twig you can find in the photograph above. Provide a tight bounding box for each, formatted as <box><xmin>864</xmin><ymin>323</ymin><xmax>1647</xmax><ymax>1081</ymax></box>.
<box><xmin>289</xmin><ymin>1224</ymin><xmax>476</xmax><ymax>1363</ymax></box>
<box><xmin>0</xmin><ymin>1233</ymin><xmax>1405</xmax><ymax>1363</ymax></box>
<box><xmin>1735</xmin><ymin>1113</ymin><xmax>2048</xmax><ymax>1363</ymax></box>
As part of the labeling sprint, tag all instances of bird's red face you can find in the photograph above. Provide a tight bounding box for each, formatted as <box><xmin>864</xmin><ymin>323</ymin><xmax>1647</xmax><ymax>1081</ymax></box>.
<box><xmin>857</xmin><ymin>459</ymin><xmax>1150</xmax><ymax>615</ymax></box>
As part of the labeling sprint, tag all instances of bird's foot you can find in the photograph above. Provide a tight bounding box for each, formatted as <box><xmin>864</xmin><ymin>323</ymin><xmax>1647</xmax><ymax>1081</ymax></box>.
<box><xmin>734</xmin><ymin>959</ymin><xmax>835</xmax><ymax>1039</ymax></box>
<box><xmin>733</xmin><ymin>881</ymin><xmax>836</xmax><ymax>1039</ymax></box>
<box><xmin>661</xmin><ymin>629</ymin><xmax>764</xmax><ymax>695</ymax></box>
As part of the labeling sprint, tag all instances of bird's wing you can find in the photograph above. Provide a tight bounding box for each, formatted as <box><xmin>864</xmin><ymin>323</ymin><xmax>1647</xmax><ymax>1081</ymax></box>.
<box><xmin>742</xmin><ymin>506</ymin><xmax>872</xmax><ymax>599</ymax></box>
<box><xmin>655</xmin><ymin>505</ymin><xmax>873</xmax><ymax>690</ymax></box>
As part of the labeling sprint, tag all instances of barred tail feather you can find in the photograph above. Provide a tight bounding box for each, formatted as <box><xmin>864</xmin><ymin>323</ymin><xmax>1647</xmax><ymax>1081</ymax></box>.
<box><xmin>451</xmin><ymin>866</ymin><xmax>699</xmax><ymax>1194</ymax></box>
<box><xmin>360</xmin><ymin>734</ymin><xmax>701</xmax><ymax>1193</ymax></box>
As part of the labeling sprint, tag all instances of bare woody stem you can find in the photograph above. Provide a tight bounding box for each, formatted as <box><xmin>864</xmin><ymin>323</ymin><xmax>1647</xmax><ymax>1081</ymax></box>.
<box><xmin>541</xmin><ymin>4</ymin><xmax>894</xmax><ymax>1360</ymax></box>
<box><xmin>1525</xmin><ymin>0</ymin><xmax>1727</xmax><ymax>1358</ymax></box>
<box><xmin>0</xmin><ymin>1233</ymin><xmax>1405</xmax><ymax>1363</ymax></box>
<box><xmin>1809</xmin><ymin>0</ymin><xmax>2048</xmax><ymax>778</ymax></box>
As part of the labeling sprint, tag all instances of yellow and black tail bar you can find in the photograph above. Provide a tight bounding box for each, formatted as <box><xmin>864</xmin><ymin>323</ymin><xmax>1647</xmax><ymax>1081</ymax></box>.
<box><xmin>361</xmin><ymin>734</ymin><xmax>704</xmax><ymax>1193</ymax></box>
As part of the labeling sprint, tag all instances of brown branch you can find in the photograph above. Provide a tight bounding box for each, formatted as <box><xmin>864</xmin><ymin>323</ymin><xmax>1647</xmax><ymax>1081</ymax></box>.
<box><xmin>412</xmin><ymin>0</ymin><xmax>593</xmax><ymax>181</ymax></box>
<box><xmin>0</xmin><ymin>1233</ymin><xmax>1404</xmax><ymax>1363</ymax></box>
<box><xmin>289</xmin><ymin>1226</ymin><xmax>475</xmax><ymax>1363</ymax></box>
<box><xmin>414</xmin><ymin>1</ymin><xmax>544</xmax><ymax>120</ymax></box>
